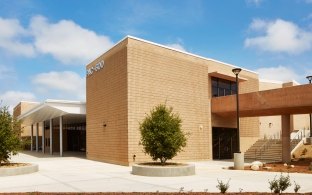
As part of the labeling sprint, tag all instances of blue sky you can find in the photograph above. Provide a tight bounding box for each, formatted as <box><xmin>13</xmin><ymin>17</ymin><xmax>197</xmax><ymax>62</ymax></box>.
<box><xmin>0</xmin><ymin>0</ymin><xmax>312</xmax><ymax>110</ymax></box>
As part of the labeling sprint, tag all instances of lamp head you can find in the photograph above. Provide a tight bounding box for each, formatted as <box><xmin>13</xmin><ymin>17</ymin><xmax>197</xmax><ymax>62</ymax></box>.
<box><xmin>232</xmin><ymin>68</ymin><xmax>242</xmax><ymax>75</ymax></box>
<box><xmin>306</xmin><ymin>75</ymin><xmax>312</xmax><ymax>82</ymax></box>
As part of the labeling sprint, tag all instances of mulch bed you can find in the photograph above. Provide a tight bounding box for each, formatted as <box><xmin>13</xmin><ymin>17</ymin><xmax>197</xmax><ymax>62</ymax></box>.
<box><xmin>0</xmin><ymin>193</ymin><xmax>312</xmax><ymax>195</ymax></box>
<box><xmin>244</xmin><ymin>158</ymin><xmax>312</xmax><ymax>174</ymax></box>
<box><xmin>0</xmin><ymin>163</ymin><xmax>30</xmax><ymax>168</ymax></box>
<box><xmin>139</xmin><ymin>162</ymin><xmax>187</xmax><ymax>166</ymax></box>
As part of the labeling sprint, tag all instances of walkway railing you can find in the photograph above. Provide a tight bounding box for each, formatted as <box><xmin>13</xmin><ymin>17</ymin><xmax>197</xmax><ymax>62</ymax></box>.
<box><xmin>254</xmin><ymin>132</ymin><xmax>280</xmax><ymax>160</ymax></box>
<box><xmin>290</xmin><ymin>129</ymin><xmax>310</xmax><ymax>152</ymax></box>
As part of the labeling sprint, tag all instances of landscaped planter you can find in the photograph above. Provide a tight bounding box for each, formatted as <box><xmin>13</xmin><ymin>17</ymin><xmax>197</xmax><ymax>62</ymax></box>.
<box><xmin>132</xmin><ymin>163</ymin><xmax>195</xmax><ymax>177</ymax></box>
<box><xmin>0</xmin><ymin>163</ymin><xmax>38</xmax><ymax>176</ymax></box>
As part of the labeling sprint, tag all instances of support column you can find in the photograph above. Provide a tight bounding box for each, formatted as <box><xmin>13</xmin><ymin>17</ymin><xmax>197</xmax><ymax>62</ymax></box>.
<box><xmin>50</xmin><ymin>119</ymin><xmax>53</xmax><ymax>155</ymax></box>
<box><xmin>42</xmin><ymin>121</ymin><xmax>45</xmax><ymax>154</ymax></box>
<box><xmin>30</xmin><ymin>124</ymin><xmax>33</xmax><ymax>151</ymax></box>
<box><xmin>36</xmin><ymin>123</ymin><xmax>39</xmax><ymax>152</ymax></box>
<box><xmin>59</xmin><ymin>116</ymin><xmax>63</xmax><ymax>157</ymax></box>
<box><xmin>282</xmin><ymin>115</ymin><xmax>291</xmax><ymax>163</ymax></box>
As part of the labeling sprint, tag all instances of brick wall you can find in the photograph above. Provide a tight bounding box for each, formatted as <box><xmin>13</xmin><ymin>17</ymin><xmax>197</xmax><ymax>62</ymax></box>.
<box><xmin>127</xmin><ymin>38</ymin><xmax>211</xmax><ymax>163</ymax></box>
<box><xmin>86</xmin><ymin>39</ymin><xmax>129</xmax><ymax>165</ymax></box>
<box><xmin>86</xmin><ymin>37</ymin><xmax>262</xmax><ymax>165</ymax></box>
<box><xmin>13</xmin><ymin>102</ymin><xmax>40</xmax><ymax>137</ymax></box>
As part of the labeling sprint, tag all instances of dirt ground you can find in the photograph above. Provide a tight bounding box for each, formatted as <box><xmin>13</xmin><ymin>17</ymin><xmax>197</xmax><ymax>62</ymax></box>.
<box><xmin>245</xmin><ymin>158</ymin><xmax>312</xmax><ymax>174</ymax></box>
<box><xmin>0</xmin><ymin>163</ymin><xmax>29</xmax><ymax>168</ymax></box>
<box><xmin>0</xmin><ymin>192</ymin><xmax>312</xmax><ymax>195</ymax></box>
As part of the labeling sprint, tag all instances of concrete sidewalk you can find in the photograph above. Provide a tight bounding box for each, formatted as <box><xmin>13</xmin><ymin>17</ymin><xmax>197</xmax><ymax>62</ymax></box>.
<box><xmin>0</xmin><ymin>152</ymin><xmax>311</xmax><ymax>193</ymax></box>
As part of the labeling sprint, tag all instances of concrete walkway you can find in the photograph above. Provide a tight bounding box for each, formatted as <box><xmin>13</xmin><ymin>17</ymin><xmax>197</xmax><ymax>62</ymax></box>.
<box><xmin>0</xmin><ymin>152</ymin><xmax>311</xmax><ymax>193</ymax></box>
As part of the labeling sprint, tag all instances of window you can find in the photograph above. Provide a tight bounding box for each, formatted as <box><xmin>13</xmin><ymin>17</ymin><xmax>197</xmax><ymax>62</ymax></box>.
<box><xmin>211</xmin><ymin>77</ymin><xmax>237</xmax><ymax>97</ymax></box>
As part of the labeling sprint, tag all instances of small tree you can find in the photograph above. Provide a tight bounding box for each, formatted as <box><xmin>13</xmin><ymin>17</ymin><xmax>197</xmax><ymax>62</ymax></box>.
<box><xmin>268</xmin><ymin>173</ymin><xmax>291</xmax><ymax>194</ymax></box>
<box><xmin>139</xmin><ymin>104</ymin><xmax>188</xmax><ymax>165</ymax></box>
<box><xmin>216</xmin><ymin>179</ymin><xmax>230</xmax><ymax>194</ymax></box>
<box><xmin>0</xmin><ymin>105</ymin><xmax>23</xmax><ymax>166</ymax></box>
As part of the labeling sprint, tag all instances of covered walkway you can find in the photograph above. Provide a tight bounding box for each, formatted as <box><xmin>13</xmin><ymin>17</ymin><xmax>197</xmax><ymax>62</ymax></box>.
<box><xmin>17</xmin><ymin>99</ymin><xmax>86</xmax><ymax>157</ymax></box>
<box><xmin>211</xmin><ymin>84</ymin><xmax>312</xmax><ymax>162</ymax></box>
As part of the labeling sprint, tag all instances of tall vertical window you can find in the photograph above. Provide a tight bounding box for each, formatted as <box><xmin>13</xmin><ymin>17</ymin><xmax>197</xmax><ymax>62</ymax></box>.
<box><xmin>211</xmin><ymin>77</ymin><xmax>237</xmax><ymax>97</ymax></box>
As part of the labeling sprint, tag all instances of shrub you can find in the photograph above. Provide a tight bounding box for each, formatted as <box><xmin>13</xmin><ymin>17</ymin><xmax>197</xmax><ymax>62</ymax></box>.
<box><xmin>0</xmin><ymin>105</ymin><xmax>23</xmax><ymax>166</ymax></box>
<box><xmin>268</xmin><ymin>173</ymin><xmax>291</xmax><ymax>194</ymax></box>
<box><xmin>139</xmin><ymin>104</ymin><xmax>188</xmax><ymax>165</ymax></box>
<box><xmin>216</xmin><ymin>179</ymin><xmax>230</xmax><ymax>193</ymax></box>
<box><xmin>293</xmin><ymin>181</ymin><xmax>301</xmax><ymax>193</ymax></box>
<box><xmin>301</xmin><ymin>148</ymin><xmax>308</xmax><ymax>156</ymax></box>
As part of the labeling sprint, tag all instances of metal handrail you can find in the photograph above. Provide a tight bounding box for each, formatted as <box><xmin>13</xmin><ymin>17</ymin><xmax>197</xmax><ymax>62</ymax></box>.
<box><xmin>290</xmin><ymin>129</ymin><xmax>308</xmax><ymax>150</ymax></box>
<box><xmin>291</xmin><ymin>130</ymin><xmax>302</xmax><ymax>142</ymax></box>
<box><xmin>254</xmin><ymin>129</ymin><xmax>308</xmax><ymax>160</ymax></box>
<box><xmin>255</xmin><ymin>132</ymin><xmax>280</xmax><ymax>160</ymax></box>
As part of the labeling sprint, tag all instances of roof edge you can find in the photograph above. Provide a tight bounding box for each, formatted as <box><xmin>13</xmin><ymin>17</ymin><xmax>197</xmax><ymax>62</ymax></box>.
<box><xmin>86</xmin><ymin>35</ymin><xmax>258</xmax><ymax>75</ymax></box>
<box><xmin>126</xmin><ymin>35</ymin><xmax>258</xmax><ymax>75</ymax></box>
<box><xmin>260</xmin><ymin>79</ymin><xmax>301</xmax><ymax>85</ymax></box>
<box><xmin>45</xmin><ymin>99</ymin><xmax>85</xmax><ymax>104</ymax></box>
<box><xmin>17</xmin><ymin>99</ymin><xmax>86</xmax><ymax>121</ymax></box>
<box><xmin>260</xmin><ymin>79</ymin><xmax>284</xmax><ymax>84</ymax></box>
<box><xmin>19</xmin><ymin>101</ymin><xmax>40</xmax><ymax>104</ymax></box>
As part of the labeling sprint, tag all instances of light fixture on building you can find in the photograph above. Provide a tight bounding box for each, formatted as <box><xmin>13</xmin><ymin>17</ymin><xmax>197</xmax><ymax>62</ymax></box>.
<box><xmin>232</xmin><ymin>68</ymin><xmax>242</xmax><ymax>153</ymax></box>
<box><xmin>307</xmin><ymin>75</ymin><xmax>312</xmax><ymax>137</ymax></box>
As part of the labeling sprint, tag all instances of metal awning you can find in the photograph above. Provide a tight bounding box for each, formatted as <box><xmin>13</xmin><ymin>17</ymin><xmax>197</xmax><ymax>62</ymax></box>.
<box><xmin>209</xmin><ymin>71</ymin><xmax>248</xmax><ymax>82</ymax></box>
<box><xmin>18</xmin><ymin>99</ymin><xmax>86</xmax><ymax>125</ymax></box>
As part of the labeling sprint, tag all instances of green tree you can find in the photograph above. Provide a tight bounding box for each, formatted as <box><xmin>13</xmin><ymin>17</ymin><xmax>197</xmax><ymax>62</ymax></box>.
<box><xmin>139</xmin><ymin>104</ymin><xmax>188</xmax><ymax>165</ymax></box>
<box><xmin>0</xmin><ymin>105</ymin><xmax>23</xmax><ymax>166</ymax></box>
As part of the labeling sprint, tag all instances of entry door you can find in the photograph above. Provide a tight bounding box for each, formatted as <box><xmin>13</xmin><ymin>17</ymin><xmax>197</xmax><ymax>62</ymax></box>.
<box><xmin>212</xmin><ymin>127</ymin><xmax>238</xmax><ymax>159</ymax></box>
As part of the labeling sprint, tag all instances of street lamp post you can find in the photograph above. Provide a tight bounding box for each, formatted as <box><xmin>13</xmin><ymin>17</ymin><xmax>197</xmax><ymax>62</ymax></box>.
<box><xmin>232</xmin><ymin>68</ymin><xmax>243</xmax><ymax>170</ymax></box>
<box><xmin>232</xmin><ymin>68</ymin><xmax>242</xmax><ymax>153</ymax></box>
<box><xmin>307</xmin><ymin>75</ymin><xmax>312</xmax><ymax>138</ymax></box>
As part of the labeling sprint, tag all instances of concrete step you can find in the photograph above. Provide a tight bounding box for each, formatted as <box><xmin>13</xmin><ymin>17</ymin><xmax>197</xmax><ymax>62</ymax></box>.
<box><xmin>244</xmin><ymin>139</ymin><xmax>283</xmax><ymax>161</ymax></box>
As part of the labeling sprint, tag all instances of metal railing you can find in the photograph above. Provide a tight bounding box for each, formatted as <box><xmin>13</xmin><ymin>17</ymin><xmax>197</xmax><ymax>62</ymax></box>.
<box><xmin>291</xmin><ymin>129</ymin><xmax>309</xmax><ymax>140</ymax></box>
<box><xmin>254</xmin><ymin>132</ymin><xmax>280</xmax><ymax>160</ymax></box>
<box><xmin>290</xmin><ymin>129</ymin><xmax>309</xmax><ymax>150</ymax></box>
<box><xmin>252</xmin><ymin>129</ymin><xmax>309</xmax><ymax>160</ymax></box>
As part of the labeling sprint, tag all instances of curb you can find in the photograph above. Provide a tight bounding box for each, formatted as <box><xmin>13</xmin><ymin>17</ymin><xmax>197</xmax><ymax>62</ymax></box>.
<box><xmin>0</xmin><ymin>164</ymin><xmax>39</xmax><ymax>176</ymax></box>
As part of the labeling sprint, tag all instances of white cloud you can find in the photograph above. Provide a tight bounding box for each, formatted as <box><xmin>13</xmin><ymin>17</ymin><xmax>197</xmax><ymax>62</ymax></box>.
<box><xmin>248</xmin><ymin>18</ymin><xmax>267</xmax><ymax>31</ymax></box>
<box><xmin>30</xmin><ymin>15</ymin><xmax>114</xmax><ymax>65</ymax></box>
<box><xmin>245</xmin><ymin>19</ymin><xmax>312</xmax><ymax>54</ymax></box>
<box><xmin>305</xmin><ymin>0</ymin><xmax>312</xmax><ymax>3</ymax></box>
<box><xmin>0</xmin><ymin>17</ymin><xmax>35</xmax><ymax>57</ymax></box>
<box><xmin>255</xmin><ymin>65</ymin><xmax>300</xmax><ymax>82</ymax></box>
<box><xmin>246</xmin><ymin>0</ymin><xmax>263</xmax><ymax>6</ymax></box>
<box><xmin>166</xmin><ymin>43</ymin><xmax>187</xmax><ymax>52</ymax></box>
<box><xmin>0</xmin><ymin>15</ymin><xmax>114</xmax><ymax>65</ymax></box>
<box><xmin>32</xmin><ymin>71</ymin><xmax>85</xmax><ymax>100</ymax></box>
<box><xmin>0</xmin><ymin>90</ymin><xmax>36</xmax><ymax>113</ymax></box>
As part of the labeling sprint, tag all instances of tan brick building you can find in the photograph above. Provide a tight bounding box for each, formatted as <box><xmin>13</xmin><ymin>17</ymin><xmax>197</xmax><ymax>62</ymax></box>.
<box><xmin>86</xmin><ymin>36</ymin><xmax>262</xmax><ymax>165</ymax></box>
<box><xmin>14</xmin><ymin>36</ymin><xmax>311</xmax><ymax>165</ymax></box>
<box><xmin>259</xmin><ymin>80</ymin><xmax>310</xmax><ymax>139</ymax></box>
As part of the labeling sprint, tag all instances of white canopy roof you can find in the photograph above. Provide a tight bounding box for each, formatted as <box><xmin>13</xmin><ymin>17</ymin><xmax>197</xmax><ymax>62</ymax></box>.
<box><xmin>18</xmin><ymin>99</ymin><xmax>86</xmax><ymax>125</ymax></box>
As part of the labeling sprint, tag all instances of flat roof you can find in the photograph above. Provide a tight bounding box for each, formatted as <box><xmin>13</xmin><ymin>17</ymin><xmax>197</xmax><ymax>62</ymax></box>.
<box><xmin>260</xmin><ymin>79</ymin><xmax>301</xmax><ymax>85</ymax></box>
<box><xmin>87</xmin><ymin>35</ymin><xmax>258</xmax><ymax>75</ymax></box>
<box><xmin>18</xmin><ymin>99</ymin><xmax>86</xmax><ymax>125</ymax></box>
